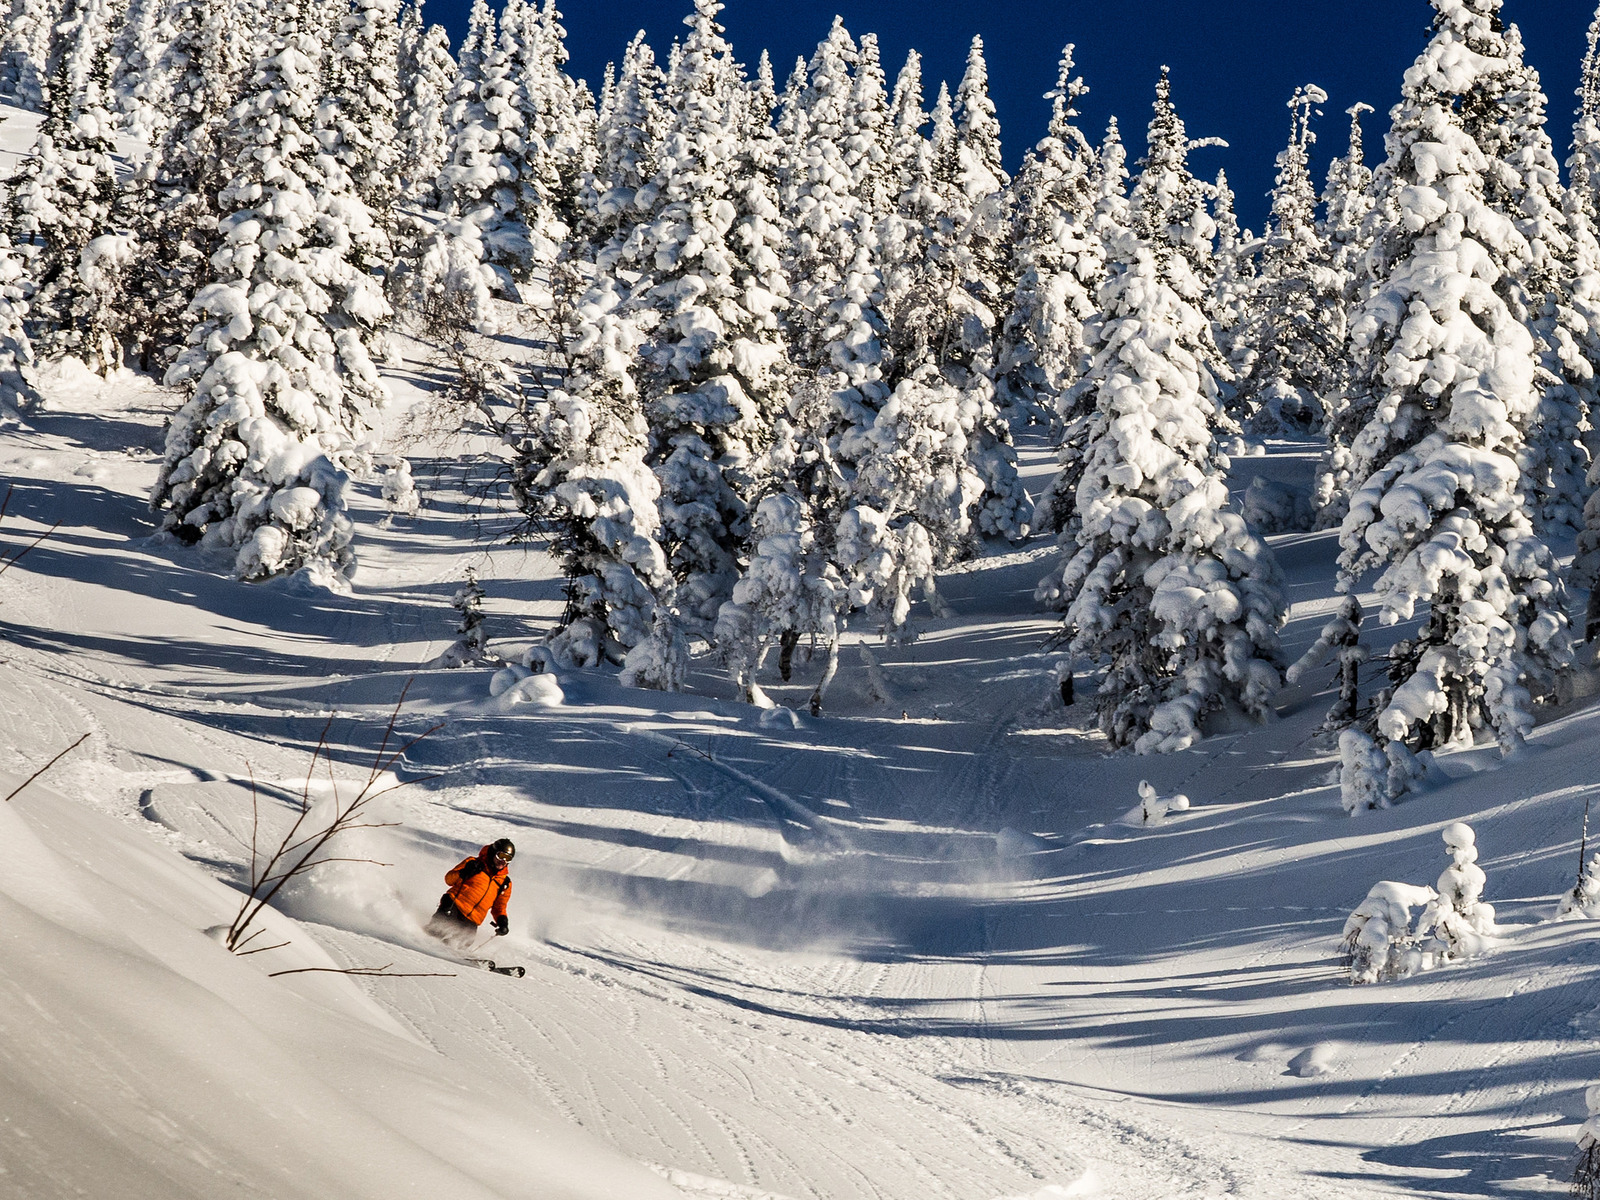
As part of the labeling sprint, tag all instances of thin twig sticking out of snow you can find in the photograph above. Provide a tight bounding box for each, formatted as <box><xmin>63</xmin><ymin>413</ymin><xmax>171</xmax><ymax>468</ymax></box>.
<box><xmin>267</xmin><ymin>964</ymin><xmax>456</xmax><ymax>979</ymax></box>
<box><xmin>225</xmin><ymin>678</ymin><xmax>442</xmax><ymax>954</ymax></box>
<box><xmin>2</xmin><ymin>733</ymin><xmax>90</xmax><ymax>803</ymax></box>
<box><xmin>0</xmin><ymin>482</ymin><xmax>61</xmax><ymax>580</ymax></box>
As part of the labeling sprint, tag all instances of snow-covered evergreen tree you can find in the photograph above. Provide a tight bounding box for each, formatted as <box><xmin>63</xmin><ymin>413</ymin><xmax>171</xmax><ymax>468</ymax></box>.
<box><xmin>1320</xmin><ymin>103</ymin><xmax>1377</xmax><ymax>292</ymax></box>
<box><xmin>395</xmin><ymin>7</ymin><xmax>455</xmax><ymax>208</ymax></box>
<box><xmin>151</xmin><ymin>0</ymin><xmax>391</xmax><ymax>584</ymax></box>
<box><xmin>951</xmin><ymin>33</ymin><xmax>1010</xmax><ymax>346</ymax></box>
<box><xmin>1569</xmin><ymin>6</ymin><xmax>1600</xmax><ymax>640</ymax></box>
<box><xmin>514</xmin><ymin>266</ymin><xmax>674</xmax><ymax>671</ymax></box>
<box><xmin>1570</xmin><ymin>6</ymin><xmax>1600</xmax><ymax>265</ymax></box>
<box><xmin>587</xmin><ymin>28</ymin><xmax>664</xmax><ymax>231</ymax></box>
<box><xmin>1416</xmin><ymin>822</ymin><xmax>1497</xmax><ymax>961</ymax></box>
<box><xmin>1341</xmin><ymin>879</ymin><xmax>1437</xmax><ymax>980</ymax></box>
<box><xmin>0</xmin><ymin>0</ymin><xmax>56</xmax><ymax>109</ymax></box>
<box><xmin>995</xmin><ymin>45</ymin><xmax>1102</xmax><ymax>454</ymax></box>
<box><xmin>413</xmin><ymin>0</ymin><xmax>581</xmax><ymax>331</ymax></box>
<box><xmin>1311</xmin><ymin>102</ymin><xmax>1379</xmax><ymax>523</ymax></box>
<box><xmin>625</xmin><ymin>0</ymin><xmax>789</xmax><ymax>638</ymax></box>
<box><xmin>1037</xmin><ymin>72</ymin><xmax>1285</xmax><ymax>754</ymax></box>
<box><xmin>1482</xmin><ymin>29</ymin><xmax>1593</xmax><ymax>536</ymax></box>
<box><xmin>110</xmin><ymin>0</ymin><xmax>175</xmax><ymax>146</ymax></box>
<box><xmin>780</xmin><ymin>17</ymin><xmax>860</xmax><ymax>374</ymax></box>
<box><xmin>843</xmin><ymin>31</ymin><xmax>889</xmax><ymax>214</ymax></box>
<box><xmin>120</xmin><ymin>0</ymin><xmax>250</xmax><ymax>372</ymax></box>
<box><xmin>775</xmin><ymin>187</ymin><xmax>978</xmax><ymax>650</ymax></box>
<box><xmin>434</xmin><ymin>566</ymin><xmax>489</xmax><ymax>666</ymax></box>
<box><xmin>8</xmin><ymin>0</ymin><xmax>127</xmax><ymax>372</ymax></box>
<box><xmin>1575</xmin><ymin>1083</ymin><xmax>1600</xmax><ymax>1200</ymax></box>
<box><xmin>525</xmin><ymin>0</ymin><xmax>595</xmax><ymax>264</ymax></box>
<box><xmin>879</xmin><ymin>49</ymin><xmax>926</xmax><ymax>214</ymax></box>
<box><xmin>1206</xmin><ymin>169</ymin><xmax>1255</xmax><ymax>401</ymax></box>
<box><xmin>1337</xmin><ymin>0</ymin><xmax>1570</xmax><ymax>752</ymax></box>
<box><xmin>1128</xmin><ymin>68</ymin><xmax>1225</xmax><ymax>375</ymax></box>
<box><xmin>715</xmin><ymin>492</ymin><xmax>843</xmax><ymax>707</ymax></box>
<box><xmin>1324</xmin><ymin>104</ymin><xmax>1376</xmax><ymax>296</ymax></box>
<box><xmin>454</xmin><ymin>0</ymin><xmax>492</xmax><ymax>83</ymax></box>
<box><xmin>874</xmin><ymin>53</ymin><xmax>1028</xmax><ymax>542</ymax></box>
<box><xmin>326</xmin><ymin>0</ymin><xmax>403</xmax><ymax>228</ymax></box>
<box><xmin>1286</xmin><ymin>594</ymin><xmax>1367</xmax><ymax>730</ymax></box>
<box><xmin>1031</xmin><ymin>116</ymin><xmax>1133</xmax><ymax>552</ymax></box>
<box><xmin>1232</xmin><ymin>85</ymin><xmax>1343</xmax><ymax>434</ymax></box>
<box><xmin>411</xmin><ymin>0</ymin><xmax>518</xmax><ymax>331</ymax></box>
<box><xmin>1091</xmin><ymin>116</ymin><xmax>1132</xmax><ymax>232</ymax></box>
<box><xmin>380</xmin><ymin>455</ymin><xmax>419</xmax><ymax>516</ymax></box>
<box><xmin>0</xmin><ymin>233</ymin><xmax>37</xmax><ymax>412</ymax></box>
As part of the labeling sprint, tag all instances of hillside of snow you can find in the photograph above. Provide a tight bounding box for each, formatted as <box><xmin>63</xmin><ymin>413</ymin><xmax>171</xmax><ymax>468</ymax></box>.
<box><xmin>6</xmin><ymin>307</ymin><xmax>1600</xmax><ymax>1200</ymax></box>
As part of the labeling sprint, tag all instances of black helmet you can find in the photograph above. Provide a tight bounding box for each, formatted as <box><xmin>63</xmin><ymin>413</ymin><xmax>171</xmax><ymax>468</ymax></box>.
<box><xmin>490</xmin><ymin>838</ymin><xmax>516</xmax><ymax>864</ymax></box>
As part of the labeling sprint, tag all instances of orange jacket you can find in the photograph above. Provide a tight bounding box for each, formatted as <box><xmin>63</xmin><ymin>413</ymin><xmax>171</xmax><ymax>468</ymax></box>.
<box><xmin>444</xmin><ymin>847</ymin><xmax>512</xmax><ymax>926</ymax></box>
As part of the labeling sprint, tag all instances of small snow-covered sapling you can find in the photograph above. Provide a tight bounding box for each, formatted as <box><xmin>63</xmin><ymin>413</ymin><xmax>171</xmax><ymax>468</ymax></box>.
<box><xmin>1054</xmin><ymin>659</ymin><xmax>1074</xmax><ymax>707</ymax></box>
<box><xmin>1338</xmin><ymin>727</ymin><xmax>1428</xmax><ymax>815</ymax></box>
<box><xmin>381</xmin><ymin>458</ymin><xmax>420</xmax><ymax>517</ymax></box>
<box><xmin>1338</xmin><ymin>728</ymin><xmax>1389</xmax><ymax>815</ymax></box>
<box><xmin>1559</xmin><ymin>791</ymin><xmax>1600</xmax><ymax>919</ymax></box>
<box><xmin>1137</xmin><ymin>780</ymin><xmax>1190</xmax><ymax>824</ymax></box>
<box><xmin>1563</xmin><ymin>852</ymin><xmax>1600</xmax><ymax>919</ymax></box>
<box><xmin>454</xmin><ymin>568</ymin><xmax>487</xmax><ymax>655</ymax></box>
<box><xmin>619</xmin><ymin>610</ymin><xmax>688</xmax><ymax>692</ymax></box>
<box><xmin>1287</xmin><ymin>595</ymin><xmax>1366</xmax><ymax>730</ymax></box>
<box><xmin>1416</xmin><ymin>822</ymin><xmax>1496</xmax><ymax>963</ymax></box>
<box><xmin>434</xmin><ymin>568</ymin><xmax>490</xmax><ymax>668</ymax></box>
<box><xmin>1341</xmin><ymin>823</ymin><xmax>1499</xmax><ymax>983</ymax></box>
<box><xmin>1340</xmin><ymin>881</ymin><xmax>1438</xmax><ymax>984</ymax></box>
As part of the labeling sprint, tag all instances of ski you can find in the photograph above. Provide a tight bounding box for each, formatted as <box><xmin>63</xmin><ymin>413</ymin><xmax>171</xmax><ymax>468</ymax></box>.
<box><xmin>468</xmin><ymin>958</ymin><xmax>525</xmax><ymax>978</ymax></box>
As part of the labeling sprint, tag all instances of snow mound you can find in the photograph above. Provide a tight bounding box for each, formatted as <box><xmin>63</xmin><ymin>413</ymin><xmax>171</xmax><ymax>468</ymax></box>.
<box><xmin>487</xmin><ymin>669</ymin><xmax>564</xmax><ymax>709</ymax></box>
<box><xmin>1121</xmin><ymin>780</ymin><xmax>1191</xmax><ymax>825</ymax></box>
<box><xmin>1288</xmin><ymin>1043</ymin><xmax>1340</xmax><ymax>1078</ymax></box>
<box><xmin>758</xmin><ymin>705</ymin><xmax>803</xmax><ymax>730</ymax></box>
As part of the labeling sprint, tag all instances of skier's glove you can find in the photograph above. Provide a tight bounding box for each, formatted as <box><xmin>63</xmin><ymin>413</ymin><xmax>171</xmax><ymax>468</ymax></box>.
<box><xmin>457</xmin><ymin>861</ymin><xmax>483</xmax><ymax>880</ymax></box>
<box><xmin>494</xmin><ymin>915</ymin><xmax>509</xmax><ymax>936</ymax></box>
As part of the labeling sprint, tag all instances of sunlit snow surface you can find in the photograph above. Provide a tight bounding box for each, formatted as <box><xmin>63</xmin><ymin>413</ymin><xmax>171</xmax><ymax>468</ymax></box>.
<box><xmin>5</xmin><ymin>99</ymin><xmax>1600</xmax><ymax>1200</ymax></box>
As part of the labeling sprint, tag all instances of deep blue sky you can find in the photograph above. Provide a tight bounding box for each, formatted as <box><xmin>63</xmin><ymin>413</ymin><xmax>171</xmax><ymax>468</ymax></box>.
<box><xmin>428</xmin><ymin>0</ymin><xmax>1600</xmax><ymax>230</ymax></box>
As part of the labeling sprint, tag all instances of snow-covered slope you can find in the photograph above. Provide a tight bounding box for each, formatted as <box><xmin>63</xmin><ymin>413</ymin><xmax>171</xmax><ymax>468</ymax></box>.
<box><xmin>6</xmin><ymin>343</ymin><xmax>1600</xmax><ymax>1200</ymax></box>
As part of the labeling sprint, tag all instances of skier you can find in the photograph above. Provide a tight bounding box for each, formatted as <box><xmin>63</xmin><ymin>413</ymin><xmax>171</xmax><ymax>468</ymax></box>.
<box><xmin>428</xmin><ymin>838</ymin><xmax>515</xmax><ymax>947</ymax></box>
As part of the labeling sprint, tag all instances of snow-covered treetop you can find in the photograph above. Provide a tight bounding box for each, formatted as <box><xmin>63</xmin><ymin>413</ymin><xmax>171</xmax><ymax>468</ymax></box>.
<box><xmin>954</xmin><ymin>34</ymin><xmax>1006</xmax><ymax>200</ymax></box>
<box><xmin>1321</xmin><ymin>103</ymin><xmax>1375</xmax><ymax>260</ymax></box>
<box><xmin>457</xmin><ymin>0</ymin><xmax>495</xmax><ymax>81</ymax></box>
<box><xmin>1091</xmin><ymin>116</ymin><xmax>1131</xmax><ymax>234</ymax></box>
<box><xmin>1132</xmin><ymin>68</ymin><xmax>1216</xmax><ymax>282</ymax></box>
<box><xmin>594</xmin><ymin>30</ymin><xmax>664</xmax><ymax>208</ymax></box>
<box><xmin>1045</xmin><ymin>43</ymin><xmax>1090</xmax><ymax>151</ymax></box>
<box><xmin>1568</xmin><ymin>4</ymin><xmax>1600</xmax><ymax>257</ymax></box>
<box><xmin>847</xmin><ymin>32</ymin><xmax>889</xmax><ymax>208</ymax></box>
<box><xmin>804</xmin><ymin>15</ymin><xmax>856</xmax><ymax>145</ymax></box>
<box><xmin>1269</xmin><ymin>85</ymin><xmax>1325</xmax><ymax>250</ymax></box>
